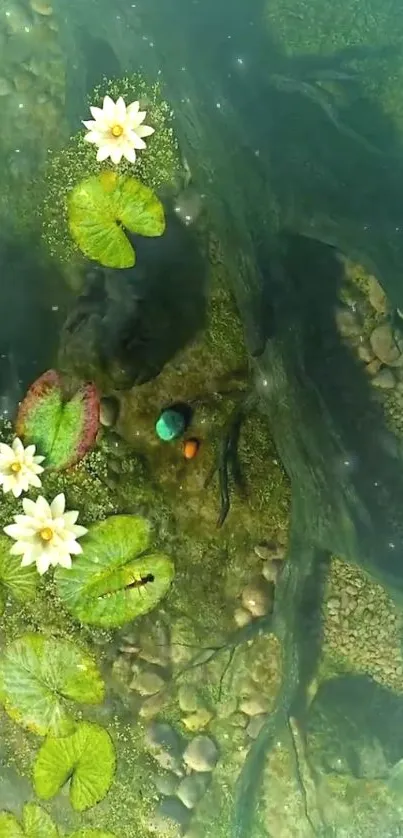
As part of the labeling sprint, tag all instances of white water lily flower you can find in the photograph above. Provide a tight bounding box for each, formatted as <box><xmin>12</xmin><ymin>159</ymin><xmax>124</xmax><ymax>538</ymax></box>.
<box><xmin>83</xmin><ymin>95</ymin><xmax>155</xmax><ymax>165</ymax></box>
<box><xmin>0</xmin><ymin>437</ymin><xmax>45</xmax><ymax>498</ymax></box>
<box><xmin>4</xmin><ymin>493</ymin><xmax>88</xmax><ymax>576</ymax></box>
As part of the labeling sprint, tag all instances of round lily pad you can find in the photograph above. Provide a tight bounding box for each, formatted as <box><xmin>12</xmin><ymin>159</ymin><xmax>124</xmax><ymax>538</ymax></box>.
<box><xmin>34</xmin><ymin>722</ymin><xmax>116</xmax><ymax>812</ymax></box>
<box><xmin>67</xmin><ymin>172</ymin><xmax>166</xmax><ymax>268</ymax></box>
<box><xmin>0</xmin><ymin>634</ymin><xmax>105</xmax><ymax>736</ymax></box>
<box><xmin>0</xmin><ymin>813</ymin><xmax>23</xmax><ymax>838</ymax></box>
<box><xmin>0</xmin><ymin>534</ymin><xmax>38</xmax><ymax>616</ymax></box>
<box><xmin>55</xmin><ymin>515</ymin><xmax>175</xmax><ymax>628</ymax></box>
<box><xmin>0</xmin><ymin>804</ymin><xmax>58</xmax><ymax>838</ymax></box>
<box><xmin>16</xmin><ymin>370</ymin><xmax>100</xmax><ymax>471</ymax></box>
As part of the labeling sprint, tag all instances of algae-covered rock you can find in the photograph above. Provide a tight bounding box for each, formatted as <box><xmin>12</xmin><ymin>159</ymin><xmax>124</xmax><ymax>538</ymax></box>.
<box><xmin>41</xmin><ymin>73</ymin><xmax>182</xmax><ymax>263</ymax></box>
<box><xmin>67</xmin><ymin>172</ymin><xmax>166</xmax><ymax>268</ymax></box>
<box><xmin>55</xmin><ymin>515</ymin><xmax>175</xmax><ymax>628</ymax></box>
<box><xmin>16</xmin><ymin>370</ymin><xmax>100</xmax><ymax>470</ymax></box>
<box><xmin>33</xmin><ymin>721</ymin><xmax>116</xmax><ymax>811</ymax></box>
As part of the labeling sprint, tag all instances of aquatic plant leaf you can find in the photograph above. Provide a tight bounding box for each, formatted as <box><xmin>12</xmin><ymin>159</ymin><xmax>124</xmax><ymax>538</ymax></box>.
<box><xmin>0</xmin><ymin>812</ymin><xmax>23</xmax><ymax>838</ymax></box>
<box><xmin>0</xmin><ymin>534</ymin><xmax>38</xmax><ymax>615</ymax></box>
<box><xmin>55</xmin><ymin>515</ymin><xmax>175</xmax><ymax>628</ymax></box>
<box><xmin>0</xmin><ymin>804</ymin><xmax>59</xmax><ymax>838</ymax></box>
<box><xmin>23</xmin><ymin>803</ymin><xmax>59</xmax><ymax>838</ymax></box>
<box><xmin>34</xmin><ymin>722</ymin><xmax>116</xmax><ymax>812</ymax></box>
<box><xmin>67</xmin><ymin>172</ymin><xmax>166</xmax><ymax>268</ymax></box>
<box><xmin>0</xmin><ymin>634</ymin><xmax>104</xmax><ymax>735</ymax></box>
<box><xmin>16</xmin><ymin>370</ymin><xmax>100</xmax><ymax>470</ymax></box>
<box><xmin>69</xmin><ymin>830</ymin><xmax>117</xmax><ymax>838</ymax></box>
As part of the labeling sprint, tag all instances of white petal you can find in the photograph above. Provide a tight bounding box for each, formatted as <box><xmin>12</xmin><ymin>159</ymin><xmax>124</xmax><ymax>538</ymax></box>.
<box><xmin>71</xmin><ymin>524</ymin><xmax>88</xmax><ymax>538</ymax></box>
<box><xmin>55</xmin><ymin>553</ymin><xmax>72</xmax><ymax>570</ymax></box>
<box><xmin>4</xmin><ymin>523</ymin><xmax>23</xmax><ymax>539</ymax></box>
<box><xmin>12</xmin><ymin>438</ymin><xmax>24</xmax><ymax>455</ymax></box>
<box><xmin>20</xmin><ymin>547</ymin><xmax>36</xmax><ymax>567</ymax></box>
<box><xmin>22</xmin><ymin>498</ymin><xmax>38</xmax><ymax>517</ymax></box>
<box><xmin>90</xmin><ymin>105</ymin><xmax>107</xmax><ymax>122</ymax></box>
<box><xmin>137</xmin><ymin>124</ymin><xmax>155</xmax><ymax>138</ymax></box>
<box><xmin>84</xmin><ymin>131</ymin><xmax>103</xmax><ymax>145</ymax></box>
<box><xmin>62</xmin><ymin>510</ymin><xmax>79</xmax><ymax>526</ymax></box>
<box><xmin>134</xmin><ymin>110</ymin><xmax>147</xmax><ymax>125</ymax></box>
<box><xmin>24</xmin><ymin>445</ymin><xmax>36</xmax><ymax>457</ymax></box>
<box><xmin>10</xmin><ymin>541</ymin><xmax>27</xmax><ymax>556</ymax></box>
<box><xmin>0</xmin><ymin>443</ymin><xmax>13</xmax><ymax>457</ymax></box>
<box><xmin>126</xmin><ymin>100</ymin><xmax>140</xmax><ymax>119</ymax></box>
<box><xmin>115</xmin><ymin>96</ymin><xmax>127</xmax><ymax>123</ymax></box>
<box><xmin>2</xmin><ymin>476</ymin><xmax>16</xmax><ymax>495</ymax></box>
<box><xmin>110</xmin><ymin>144</ymin><xmax>124</xmax><ymax>165</ymax></box>
<box><xmin>36</xmin><ymin>495</ymin><xmax>51</xmax><ymax>517</ymax></box>
<box><xmin>33</xmin><ymin>459</ymin><xmax>45</xmax><ymax>469</ymax></box>
<box><xmin>96</xmin><ymin>144</ymin><xmax>112</xmax><ymax>162</ymax></box>
<box><xmin>36</xmin><ymin>552</ymin><xmax>52</xmax><ymax>575</ymax></box>
<box><xmin>29</xmin><ymin>474</ymin><xmax>42</xmax><ymax>489</ymax></box>
<box><xmin>63</xmin><ymin>540</ymin><xmax>82</xmax><ymax>556</ymax></box>
<box><xmin>102</xmin><ymin>95</ymin><xmax>116</xmax><ymax>121</ymax></box>
<box><xmin>127</xmin><ymin>130</ymin><xmax>146</xmax><ymax>150</ymax></box>
<box><xmin>51</xmin><ymin>493</ymin><xmax>65</xmax><ymax>518</ymax></box>
<box><xmin>121</xmin><ymin>143</ymin><xmax>137</xmax><ymax>163</ymax></box>
<box><xmin>82</xmin><ymin>118</ymin><xmax>96</xmax><ymax>129</ymax></box>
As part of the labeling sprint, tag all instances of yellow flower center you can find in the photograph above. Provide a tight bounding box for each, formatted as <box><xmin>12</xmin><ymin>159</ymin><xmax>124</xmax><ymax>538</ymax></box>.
<box><xmin>10</xmin><ymin>462</ymin><xmax>22</xmax><ymax>474</ymax></box>
<box><xmin>111</xmin><ymin>124</ymin><xmax>124</xmax><ymax>138</ymax></box>
<box><xmin>40</xmin><ymin>527</ymin><xmax>54</xmax><ymax>542</ymax></box>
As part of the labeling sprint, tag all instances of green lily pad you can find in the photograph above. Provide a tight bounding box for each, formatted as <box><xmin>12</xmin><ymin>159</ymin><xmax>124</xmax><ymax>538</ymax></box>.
<box><xmin>0</xmin><ymin>804</ymin><xmax>58</xmax><ymax>838</ymax></box>
<box><xmin>69</xmin><ymin>831</ymin><xmax>116</xmax><ymax>838</ymax></box>
<box><xmin>0</xmin><ymin>535</ymin><xmax>38</xmax><ymax>616</ymax></box>
<box><xmin>0</xmin><ymin>634</ymin><xmax>104</xmax><ymax>735</ymax></box>
<box><xmin>67</xmin><ymin>172</ymin><xmax>166</xmax><ymax>268</ymax></box>
<box><xmin>0</xmin><ymin>813</ymin><xmax>23</xmax><ymax>838</ymax></box>
<box><xmin>55</xmin><ymin>515</ymin><xmax>175</xmax><ymax>628</ymax></box>
<box><xmin>16</xmin><ymin>370</ymin><xmax>100</xmax><ymax>470</ymax></box>
<box><xmin>34</xmin><ymin>722</ymin><xmax>116</xmax><ymax>812</ymax></box>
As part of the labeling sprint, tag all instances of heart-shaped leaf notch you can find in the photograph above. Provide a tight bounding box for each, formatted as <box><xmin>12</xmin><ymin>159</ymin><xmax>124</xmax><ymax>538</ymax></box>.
<box><xmin>67</xmin><ymin>171</ymin><xmax>166</xmax><ymax>268</ymax></box>
<box><xmin>16</xmin><ymin>370</ymin><xmax>100</xmax><ymax>470</ymax></box>
<box><xmin>55</xmin><ymin>515</ymin><xmax>175</xmax><ymax>628</ymax></box>
<box><xmin>0</xmin><ymin>535</ymin><xmax>38</xmax><ymax>616</ymax></box>
<box><xmin>34</xmin><ymin>722</ymin><xmax>116</xmax><ymax>812</ymax></box>
<box><xmin>0</xmin><ymin>803</ymin><xmax>58</xmax><ymax>838</ymax></box>
<box><xmin>0</xmin><ymin>634</ymin><xmax>105</xmax><ymax>736</ymax></box>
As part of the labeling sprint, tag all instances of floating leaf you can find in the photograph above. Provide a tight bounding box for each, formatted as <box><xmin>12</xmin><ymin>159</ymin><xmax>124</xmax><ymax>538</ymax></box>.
<box><xmin>0</xmin><ymin>634</ymin><xmax>104</xmax><ymax>735</ymax></box>
<box><xmin>67</xmin><ymin>172</ymin><xmax>166</xmax><ymax>268</ymax></box>
<box><xmin>0</xmin><ymin>535</ymin><xmax>38</xmax><ymax>616</ymax></box>
<box><xmin>16</xmin><ymin>370</ymin><xmax>100</xmax><ymax>470</ymax></box>
<box><xmin>34</xmin><ymin>722</ymin><xmax>116</xmax><ymax>812</ymax></box>
<box><xmin>0</xmin><ymin>804</ymin><xmax>58</xmax><ymax>838</ymax></box>
<box><xmin>55</xmin><ymin>515</ymin><xmax>175</xmax><ymax>628</ymax></box>
<box><xmin>0</xmin><ymin>813</ymin><xmax>23</xmax><ymax>838</ymax></box>
<box><xmin>69</xmin><ymin>831</ymin><xmax>117</xmax><ymax>838</ymax></box>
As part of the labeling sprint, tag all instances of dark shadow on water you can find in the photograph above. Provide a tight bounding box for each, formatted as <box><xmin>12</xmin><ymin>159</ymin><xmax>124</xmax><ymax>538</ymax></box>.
<box><xmin>58</xmin><ymin>209</ymin><xmax>207</xmax><ymax>390</ymax></box>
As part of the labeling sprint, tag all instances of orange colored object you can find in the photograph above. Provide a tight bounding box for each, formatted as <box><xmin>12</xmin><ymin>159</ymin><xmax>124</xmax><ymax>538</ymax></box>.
<box><xmin>183</xmin><ymin>438</ymin><xmax>200</xmax><ymax>460</ymax></box>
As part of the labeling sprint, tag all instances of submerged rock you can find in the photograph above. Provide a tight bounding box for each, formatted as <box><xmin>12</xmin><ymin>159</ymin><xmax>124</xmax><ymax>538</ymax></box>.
<box><xmin>241</xmin><ymin>580</ymin><xmax>273</xmax><ymax>617</ymax></box>
<box><xmin>176</xmin><ymin>773</ymin><xmax>210</xmax><ymax>809</ymax></box>
<box><xmin>183</xmin><ymin>736</ymin><xmax>219</xmax><ymax>772</ymax></box>
<box><xmin>370</xmin><ymin>324</ymin><xmax>400</xmax><ymax>366</ymax></box>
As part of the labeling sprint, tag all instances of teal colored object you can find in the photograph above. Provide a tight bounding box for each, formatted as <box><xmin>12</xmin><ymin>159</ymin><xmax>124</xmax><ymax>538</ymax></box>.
<box><xmin>155</xmin><ymin>409</ymin><xmax>185</xmax><ymax>441</ymax></box>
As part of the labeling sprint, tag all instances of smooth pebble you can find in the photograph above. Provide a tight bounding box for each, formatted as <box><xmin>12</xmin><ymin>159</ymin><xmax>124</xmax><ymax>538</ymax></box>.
<box><xmin>183</xmin><ymin>736</ymin><xmax>218</xmax><ymax>772</ymax></box>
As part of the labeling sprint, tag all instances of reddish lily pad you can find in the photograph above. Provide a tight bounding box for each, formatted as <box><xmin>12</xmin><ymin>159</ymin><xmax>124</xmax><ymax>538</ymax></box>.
<box><xmin>16</xmin><ymin>370</ymin><xmax>99</xmax><ymax>470</ymax></box>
